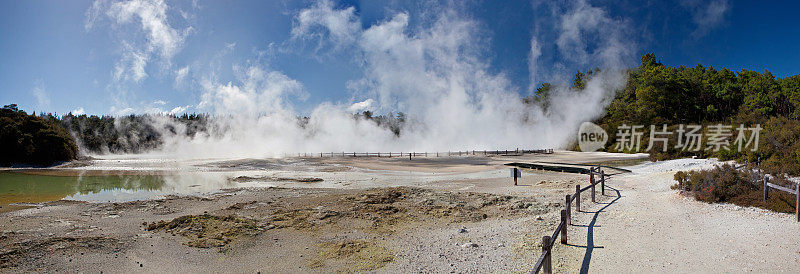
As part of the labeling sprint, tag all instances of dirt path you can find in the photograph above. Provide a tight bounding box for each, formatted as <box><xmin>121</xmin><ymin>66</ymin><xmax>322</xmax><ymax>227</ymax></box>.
<box><xmin>563</xmin><ymin>159</ymin><xmax>800</xmax><ymax>273</ymax></box>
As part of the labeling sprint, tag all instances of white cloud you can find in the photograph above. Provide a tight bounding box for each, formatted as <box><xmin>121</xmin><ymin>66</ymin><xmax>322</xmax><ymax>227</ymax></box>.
<box><xmin>88</xmin><ymin>0</ymin><xmax>191</xmax><ymax>83</ymax></box>
<box><xmin>113</xmin><ymin>45</ymin><xmax>148</xmax><ymax>82</ymax></box>
<box><xmin>107</xmin><ymin>0</ymin><xmax>185</xmax><ymax>59</ymax></box>
<box><xmin>72</xmin><ymin>107</ymin><xmax>86</xmax><ymax>115</ymax></box>
<box><xmin>291</xmin><ymin>0</ymin><xmax>360</xmax><ymax>50</ymax></box>
<box><xmin>556</xmin><ymin>0</ymin><xmax>631</xmax><ymax>69</ymax></box>
<box><xmin>347</xmin><ymin>99</ymin><xmax>374</xmax><ymax>112</ymax></box>
<box><xmin>174</xmin><ymin>65</ymin><xmax>189</xmax><ymax>86</ymax></box>
<box><xmin>31</xmin><ymin>79</ymin><xmax>50</xmax><ymax>110</ymax></box>
<box><xmin>153</xmin><ymin>99</ymin><xmax>167</xmax><ymax>105</ymax></box>
<box><xmin>526</xmin><ymin>0</ymin><xmax>634</xmax><ymax>85</ymax></box>
<box><xmin>168</xmin><ymin>105</ymin><xmax>189</xmax><ymax>115</ymax></box>
<box><xmin>684</xmin><ymin>0</ymin><xmax>730</xmax><ymax>38</ymax></box>
<box><xmin>84</xmin><ymin>0</ymin><xmax>107</xmax><ymax>31</ymax></box>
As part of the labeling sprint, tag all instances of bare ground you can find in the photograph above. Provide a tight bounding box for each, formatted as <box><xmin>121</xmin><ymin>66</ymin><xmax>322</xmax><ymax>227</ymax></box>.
<box><xmin>560</xmin><ymin>158</ymin><xmax>800</xmax><ymax>273</ymax></box>
<box><xmin>0</xmin><ymin>151</ymin><xmax>648</xmax><ymax>273</ymax></box>
<box><xmin>1</xmin><ymin>186</ymin><xmax>571</xmax><ymax>273</ymax></box>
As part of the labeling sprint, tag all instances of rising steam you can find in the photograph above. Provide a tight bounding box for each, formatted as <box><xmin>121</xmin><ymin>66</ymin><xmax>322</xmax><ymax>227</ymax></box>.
<box><xmin>94</xmin><ymin>0</ymin><xmax>633</xmax><ymax>158</ymax></box>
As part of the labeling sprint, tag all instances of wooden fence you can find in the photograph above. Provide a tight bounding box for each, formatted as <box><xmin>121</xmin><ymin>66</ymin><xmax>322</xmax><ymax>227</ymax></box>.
<box><xmin>533</xmin><ymin>166</ymin><xmax>606</xmax><ymax>274</ymax></box>
<box><xmin>761</xmin><ymin>174</ymin><xmax>800</xmax><ymax>222</ymax></box>
<box><xmin>292</xmin><ymin>149</ymin><xmax>553</xmax><ymax>158</ymax></box>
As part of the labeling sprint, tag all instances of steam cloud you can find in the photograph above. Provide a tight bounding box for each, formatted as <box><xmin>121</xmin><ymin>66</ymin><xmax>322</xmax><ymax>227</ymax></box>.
<box><xmin>93</xmin><ymin>0</ymin><xmax>634</xmax><ymax>158</ymax></box>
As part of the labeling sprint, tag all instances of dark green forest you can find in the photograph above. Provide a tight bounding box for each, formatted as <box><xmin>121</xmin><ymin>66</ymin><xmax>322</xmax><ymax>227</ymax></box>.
<box><xmin>602</xmin><ymin>54</ymin><xmax>800</xmax><ymax>176</ymax></box>
<box><xmin>0</xmin><ymin>104</ymin><xmax>77</xmax><ymax>166</ymax></box>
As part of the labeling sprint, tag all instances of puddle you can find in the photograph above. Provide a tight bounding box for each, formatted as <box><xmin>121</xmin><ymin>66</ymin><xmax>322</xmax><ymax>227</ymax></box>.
<box><xmin>0</xmin><ymin>171</ymin><xmax>266</xmax><ymax>212</ymax></box>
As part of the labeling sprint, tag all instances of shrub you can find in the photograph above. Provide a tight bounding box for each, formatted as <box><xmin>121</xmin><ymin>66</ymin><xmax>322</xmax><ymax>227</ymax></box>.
<box><xmin>672</xmin><ymin>164</ymin><xmax>796</xmax><ymax>213</ymax></box>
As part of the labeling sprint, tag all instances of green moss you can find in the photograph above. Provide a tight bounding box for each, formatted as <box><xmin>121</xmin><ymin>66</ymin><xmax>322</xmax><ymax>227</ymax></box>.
<box><xmin>309</xmin><ymin>240</ymin><xmax>394</xmax><ymax>272</ymax></box>
<box><xmin>146</xmin><ymin>214</ymin><xmax>260</xmax><ymax>249</ymax></box>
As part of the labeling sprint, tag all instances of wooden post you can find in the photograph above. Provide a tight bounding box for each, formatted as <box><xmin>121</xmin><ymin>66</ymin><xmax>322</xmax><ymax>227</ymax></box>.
<box><xmin>560</xmin><ymin>210</ymin><xmax>568</xmax><ymax>244</ymax></box>
<box><xmin>590</xmin><ymin>171</ymin><xmax>596</xmax><ymax>202</ymax></box>
<box><xmin>763</xmin><ymin>176</ymin><xmax>769</xmax><ymax>202</ymax></box>
<box><xmin>513</xmin><ymin>168</ymin><xmax>518</xmax><ymax>186</ymax></box>
<box><xmin>409</xmin><ymin>153</ymin><xmax>412</xmax><ymax>160</ymax></box>
<box><xmin>565</xmin><ymin>194</ymin><xmax>571</xmax><ymax>226</ymax></box>
<box><xmin>575</xmin><ymin>184</ymin><xmax>581</xmax><ymax>212</ymax></box>
<box><xmin>600</xmin><ymin>169</ymin><xmax>605</xmax><ymax>196</ymax></box>
<box><xmin>542</xmin><ymin>236</ymin><xmax>552</xmax><ymax>274</ymax></box>
<box><xmin>796</xmin><ymin>182</ymin><xmax>799</xmax><ymax>222</ymax></box>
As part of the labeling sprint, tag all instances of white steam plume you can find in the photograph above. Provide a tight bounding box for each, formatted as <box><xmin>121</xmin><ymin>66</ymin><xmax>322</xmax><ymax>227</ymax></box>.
<box><xmin>118</xmin><ymin>0</ymin><xmax>633</xmax><ymax>158</ymax></box>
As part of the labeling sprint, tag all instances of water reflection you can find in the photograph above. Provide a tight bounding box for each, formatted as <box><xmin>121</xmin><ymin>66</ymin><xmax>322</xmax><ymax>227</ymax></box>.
<box><xmin>0</xmin><ymin>171</ymin><xmax>245</xmax><ymax>208</ymax></box>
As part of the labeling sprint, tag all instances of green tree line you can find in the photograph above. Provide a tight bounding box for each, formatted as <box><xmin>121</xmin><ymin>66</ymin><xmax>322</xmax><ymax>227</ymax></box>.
<box><xmin>0</xmin><ymin>104</ymin><xmax>77</xmax><ymax>166</ymax></box>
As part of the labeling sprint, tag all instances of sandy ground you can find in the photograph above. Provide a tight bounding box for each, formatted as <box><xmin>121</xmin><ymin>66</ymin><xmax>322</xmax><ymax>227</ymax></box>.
<box><xmin>561</xmin><ymin>158</ymin><xmax>800</xmax><ymax>273</ymax></box>
<box><xmin>1</xmin><ymin>151</ymin><xmax>648</xmax><ymax>273</ymax></box>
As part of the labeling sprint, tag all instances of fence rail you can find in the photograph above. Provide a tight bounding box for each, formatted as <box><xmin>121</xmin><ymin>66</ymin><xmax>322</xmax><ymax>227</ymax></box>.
<box><xmin>533</xmin><ymin>166</ymin><xmax>607</xmax><ymax>274</ymax></box>
<box><xmin>291</xmin><ymin>149</ymin><xmax>554</xmax><ymax>158</ymax></box>
<box><xmin>761</xmin><ymin>174</ymin><xmax>800</xmax><ymax>222</ymax></box>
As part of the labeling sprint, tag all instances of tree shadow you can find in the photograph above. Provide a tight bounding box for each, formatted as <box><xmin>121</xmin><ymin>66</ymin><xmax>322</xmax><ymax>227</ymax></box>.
<box><xmin>579</xmin><ymin>185</ymin><xmax>622</xmax><ymax>274</ymax></box>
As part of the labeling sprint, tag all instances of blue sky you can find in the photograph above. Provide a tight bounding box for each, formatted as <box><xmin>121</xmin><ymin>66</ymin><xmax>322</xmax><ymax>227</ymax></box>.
<box><xmin>1</xmin><ymin>0</ymin><xmax>799</xmax><ymax>116</ymax></box>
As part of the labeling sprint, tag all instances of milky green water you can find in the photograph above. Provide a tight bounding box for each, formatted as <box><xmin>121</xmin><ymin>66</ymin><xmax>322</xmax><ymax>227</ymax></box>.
<box><xmin>0</xmin><ymin>171</ymin><xmax>237</xmax><ymax>211</ymax></box>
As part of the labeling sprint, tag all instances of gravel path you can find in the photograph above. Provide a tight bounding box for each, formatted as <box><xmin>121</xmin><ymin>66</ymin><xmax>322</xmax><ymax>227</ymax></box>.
<box><xmin>566</xmin><ymin>158</ymin><xmax>800</xmax><ymax>273</ymax></box>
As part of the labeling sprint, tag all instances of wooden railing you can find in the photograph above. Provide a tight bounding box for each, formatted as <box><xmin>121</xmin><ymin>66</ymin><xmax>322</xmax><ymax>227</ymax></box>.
<box><xmin>533</xmin><ymin>166</ymin><xmax>606</xmax><ymax>274</ymax></box>
<box><xmin>761</xmin><ymin>173</ymin><xmax>800</xmax><ymax>222</ymax></box>
<box><xmin>291</xmin><ymin>149</ymin><xmax>554</xmax><ymax>158</ymax></box>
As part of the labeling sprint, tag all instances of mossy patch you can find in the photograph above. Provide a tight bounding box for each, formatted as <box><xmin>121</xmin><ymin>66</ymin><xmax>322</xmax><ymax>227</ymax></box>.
<box><xmin>269</xmin><ymin>209</ymin><xmax>318</xmax><ymax>229</ymax></box>
<box><xmin>261</xmin><ymin>187</ymin><xmax>544</xmax><ymax>233</ymax></box>
<box><xmin>308</xmin><ymin>240</ymin><xmax>394</xmax><ymax>272</ymax></box>
<box><xmin>146</xmin><ymin>214</ymin><xmax>260</xmax><ymax>249</ymax></box>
